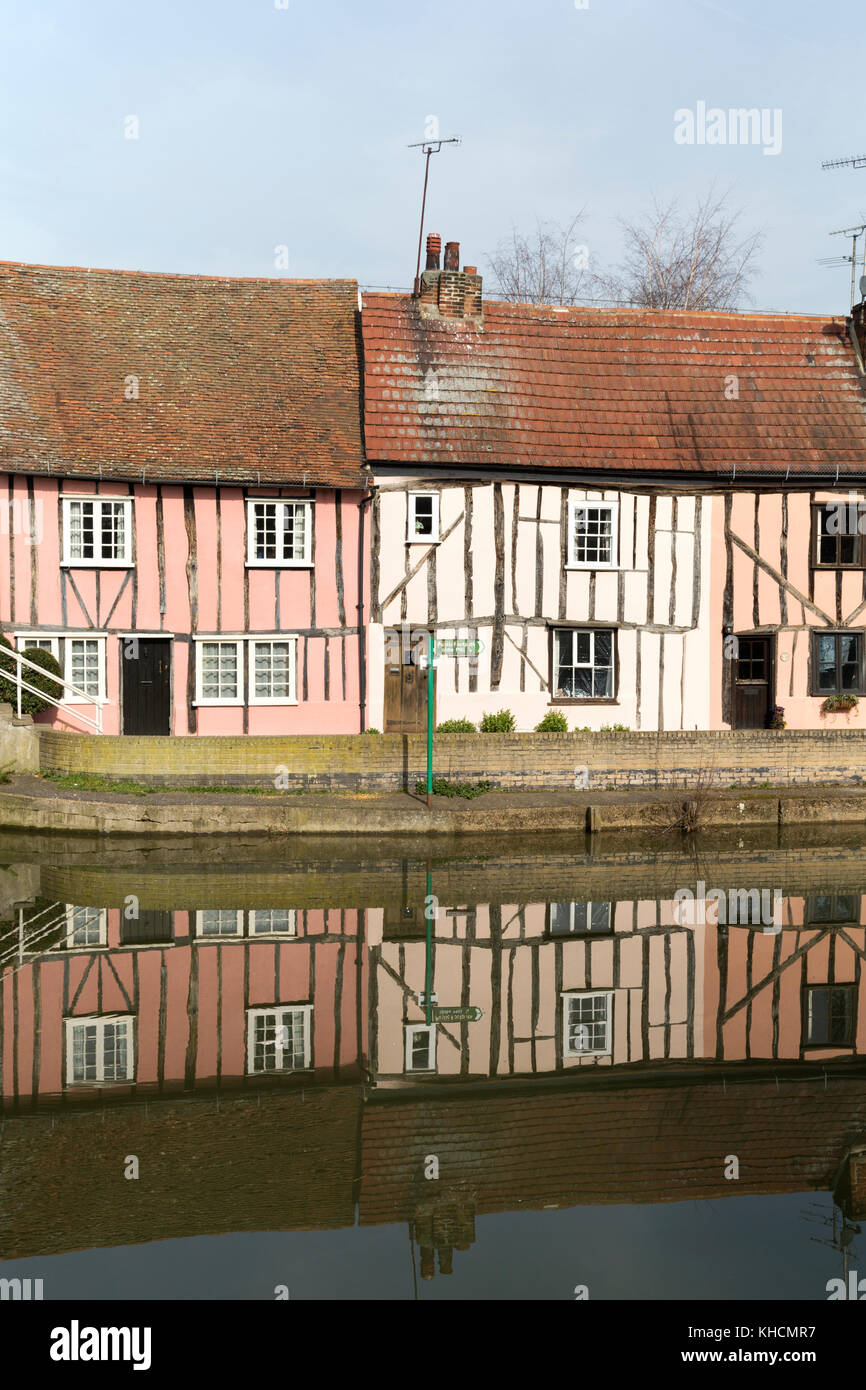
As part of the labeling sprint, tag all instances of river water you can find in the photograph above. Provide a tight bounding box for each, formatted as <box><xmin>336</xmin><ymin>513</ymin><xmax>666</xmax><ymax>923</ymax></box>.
<box><xmin>0</xmin><ymin>825</ymin><xmax>864</xmax><ymax>1300</ymax></box>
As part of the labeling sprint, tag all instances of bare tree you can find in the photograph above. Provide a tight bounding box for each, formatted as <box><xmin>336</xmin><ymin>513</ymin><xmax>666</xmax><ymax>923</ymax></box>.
<box><xmin>486</xmin><ymin>213</ymin><xmax>590</xmax><ymax>306</ymax></box>
<box><xmin>596</xmin><ymin>186</ymin><xmax>763</xmax><ymax>310</ymax></box>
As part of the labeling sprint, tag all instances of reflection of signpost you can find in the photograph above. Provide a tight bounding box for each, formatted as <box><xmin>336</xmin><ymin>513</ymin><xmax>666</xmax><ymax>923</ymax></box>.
<box><xmin>433</xmin><ymin>1005</ymin><xmax>483</xmax><ymax>1023</ymax></box>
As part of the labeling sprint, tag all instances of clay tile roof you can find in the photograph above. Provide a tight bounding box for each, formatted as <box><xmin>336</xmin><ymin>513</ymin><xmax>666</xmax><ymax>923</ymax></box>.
<box><xmin>0</xmin><ymin>261</ymin><xmax>366</xmax><ymax>488</ymax></box>
<box><xmin>361</xmin><ymin>294</ymin><xmax>866</xmax><ymax>478</ymax></box>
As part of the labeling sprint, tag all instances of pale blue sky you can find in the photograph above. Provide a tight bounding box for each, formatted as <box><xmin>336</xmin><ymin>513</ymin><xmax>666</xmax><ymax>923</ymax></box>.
<box><xmin>0</xmin><ymin>0</ymin><xmax>863</xmax><ymax>312</ymax></box>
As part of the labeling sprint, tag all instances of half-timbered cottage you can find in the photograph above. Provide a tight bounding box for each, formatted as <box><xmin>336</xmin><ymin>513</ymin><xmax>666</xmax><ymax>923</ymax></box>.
<box><xmin>0</xmin><ymin>261</ymin><xmax>369</xmax><ymax>734</ymax></box>
<box><xmin>361</xmin><ymin>238</ymin><xmax>866</xmax><ymax>731</ymax></box>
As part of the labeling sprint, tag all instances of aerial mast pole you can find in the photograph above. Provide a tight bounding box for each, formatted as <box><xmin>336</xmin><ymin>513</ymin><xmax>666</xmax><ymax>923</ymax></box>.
<box><xmin>408</xmin><ymin>135</ymin><xmax>460</xmax><ymax>296</ymax></box>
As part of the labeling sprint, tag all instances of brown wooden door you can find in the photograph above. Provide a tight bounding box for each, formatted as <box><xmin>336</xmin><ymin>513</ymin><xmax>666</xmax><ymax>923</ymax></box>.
<box><xmin>383</xmin><ymin>661</ymin><xmax>436</xmax><ymax>733</ymax></box>
<box><xmin>732</xmin><ymin>636</ymin><xmax>774</xmax><ymax>729</ymax></box>
<box><xmin>122</xmin><ymin>638</ymin><xmax>172</xmax><ymax>735</ymax></box>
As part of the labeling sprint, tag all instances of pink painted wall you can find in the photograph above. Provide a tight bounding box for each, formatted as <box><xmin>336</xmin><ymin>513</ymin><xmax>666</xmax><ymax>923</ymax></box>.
<box><xmin>0</xmin><ymin>475</ymin><xmax>368</xmax><ymax>734</ymax></box>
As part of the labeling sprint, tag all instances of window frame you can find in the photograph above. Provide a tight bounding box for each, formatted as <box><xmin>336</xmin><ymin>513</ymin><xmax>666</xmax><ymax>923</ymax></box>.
<box><xmin>194</xmin><ymin>909</ymin><xmax>245</xmax><ymax>937</ymax></box>
<box><xmin>61</xmin><ymin>496</ymin><xmax>134</xmax><ymax>568</ymax></box>
<box><xmin>567</xmin><ymin>499</ymin><xmax>620</xmax><ymax>570</ymax></box>
<box><xmin>63</xmin><ymin>905</ymin><xmax>108</xmax><ymax>950</ymax></box>
<box><xmin>548</xmin><ymin>901</ymin><xmax>614</xmax><ymax>936</ymax></box>
<box><xmin>549</xmin><ymin>625</ymin><xmax>618</xmax><ymax>704</ymax></box>
<box><xmin>248</xmin><ymin>637</ymin><xmax>298</xmax><ymax>706</ymax></box>
<box><xmin>407</xmin><ymin>492</ymin><xmax>441</xmax><ymax>544</ymax></box>
<box><xmin>810</xmin><ymin>502</ymin><xmax>865</xmax><ymax>570</ymax></box>
<box><xmin>246</xmin><ymin>1004</ymin><xmax>313</xmax><ymax>1074</ymax></box>
<box><xmin>809</xmin><ymin>630</ymin><xmax>866</xmax><ymax>697</ymax></box>
<box><xmin>803</xmin><ymin>984</ymin><xmax>856</xmax><ymax>1048</ymax></box>
<box><xmin>193</xmin><ymin>638</ymin><xmax>244</xmax><ymax>707</ymax></box>
<box><xmin>63</xmin><ymin>636</ymin><xmax>108</xmax><ymax>705</ymax></box>
<box><xmin>15</xmin><ymin>633</ymin><xmax>61</xmax><ymax>661</ymax></box>
<box><xmin>246</xmin><ymin>499</ymin><xmax>313</xmax><ymax>568</ymax></box>
<box><xmin>562</xmin><ymin>990</ymin><xmax>613</xmax><ymax>1057</ymax></box>
<box><xmin>64</xmin><ymin>1013</ymin><xmax>135</xmax><ymax>1086</ymax></box>
<box><xmin>404</xmin><ymin>1022</ymin><xmax>437</xmax><ymax>1072</ymax></box>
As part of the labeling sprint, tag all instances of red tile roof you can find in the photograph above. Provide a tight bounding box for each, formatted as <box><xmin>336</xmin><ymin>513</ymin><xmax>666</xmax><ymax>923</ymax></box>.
<box><xmin>0</xmin><ymin>261</ymin><xmax>366</xmax><ymax>488</ymax></box>
<box><xmin>362</xmin><ymin>294</ymin><xmax>866</xmax><ymax>477</ymax></box>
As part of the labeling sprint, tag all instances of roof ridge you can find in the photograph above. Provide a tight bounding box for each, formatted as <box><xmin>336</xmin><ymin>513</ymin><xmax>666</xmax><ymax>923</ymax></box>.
<box><xmin>0</xmin><ymin>259</ymin><xmax>358</xmax><ymax>288</ymax></box>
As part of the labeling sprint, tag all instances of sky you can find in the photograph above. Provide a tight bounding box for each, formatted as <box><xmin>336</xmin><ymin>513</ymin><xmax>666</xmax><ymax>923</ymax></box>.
<box><xmin>0</xmin><ymin>0</ymin><xmax>864</xmax><ymax>314</ymax></box>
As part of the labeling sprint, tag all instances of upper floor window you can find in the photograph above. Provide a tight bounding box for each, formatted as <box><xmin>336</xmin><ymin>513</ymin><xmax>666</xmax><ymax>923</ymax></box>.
<box><xmin>247</xmin><ymin>1005</ymin><xmax>312</xmax><ymax>1073</ymax></box>
<box><xmin>807</xmin><ymin>894</ymin><xmax>859</xmax><ymax>925</ymax></box>
<box><xmin>562</xmin><ymin>991</ymin><xmax>613</xmax><ymax>1057</ymax></box>
<box><xmin>811</xmin><ymin>503</ymin><xmax>865</xmax><ymax>569</ymax></box>
<box><xmin>810</xmin><ymin>631</ymin><xmax>865</xmax><ymax>696</ymax></box>
<box><xmin>405</xmin><ymin>1023</ymin><xmax>436</xmax><ymax>1072</ymax></box>
<box><xmin>62</xmin><ymin>498</ymin><xmax>132</xmax><ymax>566</ymax></box>
<box><xmin>568</xmin><ymin>500</ymin><xmax>618</xmax><ymax>568</ymax></box>
<box><xmin>65</xmin><ymin>1014</ymin><xmax>134</xmax><ymax>1085</ymax></box>
<box><xmin>407</xmin><ymin>492</ymin><xmax>440</xmax><ymax>542</ymax></box>
<box><xmin>247</xmin><ymin>500</ymin><xmax>312</xmax><ymax>566</ymax></box>
<box><xmin>804</xmin><ymin>985</ymin><xmax>855</xmax><ymax>1047</ymax></box>
<box><xmin>552</xmin><ymin>627</ymin><xmax>615</xmax><ymax>700</ymax></box>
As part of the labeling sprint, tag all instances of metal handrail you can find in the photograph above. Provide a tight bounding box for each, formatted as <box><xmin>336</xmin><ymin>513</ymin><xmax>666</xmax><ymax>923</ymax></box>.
<box><xmin>3</xmin><ymin>645</ymin><xmax>103</xmax><ymax>733</ymax></box>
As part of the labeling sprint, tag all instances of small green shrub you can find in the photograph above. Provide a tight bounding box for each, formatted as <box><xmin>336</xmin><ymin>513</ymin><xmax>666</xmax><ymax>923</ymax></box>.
<box><xmin>535</xmin><ymin>710</ymin><xmax>569</xmax><ymax>732</ymax></box>
<box><xmin>600</xmin><ymin>723</ymin><xmax>631</xmax><ymax>732</ymax></box>
<box><xmin>0</xmin><ymin>636</ymin><xmax>63</xmax><ymax>715</ymax></box>
<box><xmin>363</xmin><ymin>727</ymin><xmax>381</xmax><ymax>734</ymax></box>
<box><xmin>479</xmin><ymin>709</ymin><xmax>516</xmax><ymax>732</ymax></box>
<box><xmin>436</xmin><ymin>718</ymin><xmax>477</xmax><ymax>733</ymax></box>
<box><xmin>415</xmin><ymin>777</ymin><xmax>492</xmax><ymax>799</ymax></box>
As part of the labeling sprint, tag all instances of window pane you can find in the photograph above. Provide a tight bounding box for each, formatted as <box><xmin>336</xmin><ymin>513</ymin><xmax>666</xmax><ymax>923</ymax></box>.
<box><xmin>68</xmin><ymin>501</ymin><xmax>94</xmax><ymax>560</ymax></box>
<box><xmin>281</xmin><ymin>503</ymin><xmax>307</xmax><ymax>560</ymax></box>
<box><xmin>412</xmin><ymin>496</ymin><xmax>434</xmax><ymax>536</ymax></box>
<box><xmin>254</xmin><ymin>504</ymin><xmax>276</xmax><ymax>561</ymax></box>
<box><xmin>69</xmin><ymin>640</ymin><xmax>100</xmax><ymax>697</ymax></box>
<box><xmin>253</xmin><ymin>642</ymin><xmax>292</xmax><ymax>700</ymax></box>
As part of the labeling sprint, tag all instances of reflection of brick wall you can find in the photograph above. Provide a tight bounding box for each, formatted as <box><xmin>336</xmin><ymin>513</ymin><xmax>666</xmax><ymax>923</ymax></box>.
<box><xmin>359</xmin><ymin>1078</ymin><xmax>866</xmax><ymax>1224</ymax></box>
<box><xmin>0</xmin><ymin>1087</ymin><xmax>362</xmax><ymax>1260</ymax></box>
<box><xmin>37</xmin><ymin>727</ymin><xmax>866</xmax><ymax>790</ymax></box>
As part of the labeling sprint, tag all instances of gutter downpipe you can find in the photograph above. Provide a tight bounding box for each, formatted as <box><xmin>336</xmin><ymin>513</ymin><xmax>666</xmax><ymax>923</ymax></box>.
<box><xmin>358</xmin><ymin>481</ymin><xmax>376</xmax><ymax>732</ymax></box>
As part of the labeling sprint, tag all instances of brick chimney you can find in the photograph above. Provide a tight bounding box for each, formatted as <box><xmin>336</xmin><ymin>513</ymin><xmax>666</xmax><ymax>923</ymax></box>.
<box><xmin>417</xmin><ymin>234</ymin><xmax>483</xmax><ymax>326</ymax></box>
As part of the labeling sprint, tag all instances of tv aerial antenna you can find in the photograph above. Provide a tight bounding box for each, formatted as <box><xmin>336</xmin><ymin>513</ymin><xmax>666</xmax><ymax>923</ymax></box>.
<box><xmin>822</xmin><ymin>154</ymin><xmax>866</xmax><ymax>170</ymax></box>
<box><xmin>407</xmin><ymin>134</ymin><xmax>461</xmax><ymax>296</ymax></box>
<box><xmin>817</xmin><ymin>223</ymin><xmax>866</xmax><ymax>306</ymax></box>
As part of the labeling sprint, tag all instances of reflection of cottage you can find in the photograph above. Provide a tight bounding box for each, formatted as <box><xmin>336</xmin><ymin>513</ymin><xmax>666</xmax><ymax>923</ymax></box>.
<box><xmin>412</xmin><ymin>1195</ymin><xmax>476</xmax><ymax>1281</ymax></box>
<box><xmin>835</xmin><ymin>1140</ymin><xmax>866</xmax><ymax>1222</ymax></box>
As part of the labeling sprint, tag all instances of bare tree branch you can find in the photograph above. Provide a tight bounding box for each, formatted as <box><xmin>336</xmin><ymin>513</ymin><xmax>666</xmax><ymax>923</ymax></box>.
<box><xmin>486</xmin><ymin>212</ymin><xmax>591</xmax><ymax>306</ymax></box>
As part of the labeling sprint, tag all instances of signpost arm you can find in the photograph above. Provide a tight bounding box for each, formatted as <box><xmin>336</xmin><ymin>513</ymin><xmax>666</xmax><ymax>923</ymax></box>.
<box><xmin>426</xmin><ymin>630</ymin><xmax>434</xmax><ymax>808</ymax></box>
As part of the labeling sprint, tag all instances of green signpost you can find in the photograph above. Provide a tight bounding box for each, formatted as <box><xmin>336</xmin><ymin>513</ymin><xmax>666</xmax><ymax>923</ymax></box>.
<box><xmin>433</xmin><ymin>1006</ymin><xmax>483</xmax><ymax>1023</ymax></box>
<box><xmin>435</xmin><ymin>638</ymin><xmax>484</xmax><ymax>658</ymax></box>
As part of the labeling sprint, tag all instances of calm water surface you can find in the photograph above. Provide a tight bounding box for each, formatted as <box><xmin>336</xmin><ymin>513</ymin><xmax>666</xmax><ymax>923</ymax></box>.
<box><xmin>1</xmin><ymin>825</ymin><xmax>864</xmax><ymax>1300</ymax></box>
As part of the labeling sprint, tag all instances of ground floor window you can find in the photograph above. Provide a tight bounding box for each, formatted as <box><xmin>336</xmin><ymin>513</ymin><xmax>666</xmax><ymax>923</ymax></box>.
<box><xmin>64</xmin><ymin>905</ymin><xmax>107</xmax><ymax>949</ymax></box>
<box><xmin>552</xmin><ymin>628</ymin><xmax>615</xmax><ymax>699</ymax></box>
<box><xmin>246</xmin><ymin>1005</ymin><xmax>312</xmax><ymax>1073</ymax></box>
<box><xmin>15</xmin><ymin>632</ymin><xmax>106</xmax><ymax>702</ymax></box>
<box><xmin>811</xmin><ymin>631</ymin><xmax>865</xmax><ymax>695</ymax></box>
<box><xmin>65</xmin><ymin>1014</ymin><xmax>134</xmax><ymax>1084</ymax></box>
<box><xmin>562</xmin><ymin>991</ymin><xmax>613</xmax><ymax>1056</ymax></box>
<box><xmin>549</xmin><ymin>901</ymin><xmax>612</xmax><ymax>934</ymax></box>
<box><xmin>804</xmin><ymin>985</ymin><xmax>856</xmax><ymax>1047</ymax></box>
<box><xmin>195</xmin><ymin>909</ymin><xmax>296</xmax><ymax>937</ymax></box>
<box><xmin>194</xmin><ymin>636</ymin><xmax>298</xmax><ymax>706</ymax></box>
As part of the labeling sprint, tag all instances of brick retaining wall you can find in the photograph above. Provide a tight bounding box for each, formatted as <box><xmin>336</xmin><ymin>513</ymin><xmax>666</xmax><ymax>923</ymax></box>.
<box><xmin>36</xmin><ymin>728</ymin><xmax>866</xmax><ymax>791</ymax></box>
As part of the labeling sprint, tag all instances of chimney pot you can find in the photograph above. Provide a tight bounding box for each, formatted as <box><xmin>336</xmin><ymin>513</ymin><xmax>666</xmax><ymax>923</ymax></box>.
<box><xmin>444</xmin><ymin>241</ymin><xmax>460</xmax><ymax>271</ymax></box>
<box><xmin>463</xmin><ymin>265</ymin><xmax>477</xmax><ymax>275</ymax></box>
<box><xmin>425</xmin><ymin>233</ymin><xmax>441</xmax><ymax>270</ymax></box>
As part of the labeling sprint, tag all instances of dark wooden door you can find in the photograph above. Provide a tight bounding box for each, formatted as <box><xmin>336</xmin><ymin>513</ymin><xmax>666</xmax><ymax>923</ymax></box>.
<box><xmin>732</xmin><ymin>636</ymin><xmax>773</xmax><ymax>729</ymax></box>
<box><xmin>122</xmin><ymin>638</ymin><xmax>172</xmax><ymax>735</ymax></box>
<box><xmin>383</xmin><ymin>661</ymin><xmax>436</xmax><ymax>733</ymax></box>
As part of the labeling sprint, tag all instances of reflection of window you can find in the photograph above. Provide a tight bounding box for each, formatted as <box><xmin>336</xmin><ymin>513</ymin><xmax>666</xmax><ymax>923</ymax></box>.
<box><xmin>64</xmin><ymin>905</ymin><xmax>107</xmax><ymax>948</ymax></box>
<box><xmin>405</xmin><ymin>1023</ymin><xmax>436</xmax><ymax>1072</ymax></box>
<box><xmin>805</xmin><ymin>986</ymin><xmax>856</xmax><ymax>1046</ymax></box>
<box><xmin>562</xmin><ymin>992</ymin><xmax>612</xmax><ymax>1057</ymax></box>
<box><xmin>811</xmin><ymin>503</ymin><xmax>865</xmax><ymax>569</ymax></box>
<box><xmin>553</xmin><ymin>628</ymin><xmax>615</xmax><ymax>699</ymax></box>
<box><xmin>247</xmin><ymin>1006</ymin><xmax>312</xmax><ymax>1073</ymax></box>
<box><xmin>196</xmin><ymin>910</ymin><xmax>244</xmax><ymax>937</ymax></box>
<box><xmin>62</xmin><ymin>497</ymin><xmax>132</xmax><ymax>565</ymax></box>
<box><xmin>568</xmin><ymin>501</ymin><xmax>618</xmax><ymax>568</ymax></box>
<box><xmin>550</xmin><ymin>901</ymin><xmax>612</xmax><ymax>934</ymax></box>
<box><xmin>247</xmin><ymin>500</ymin><xmax>312</xmax><ymax>566</ymax></box>
<box><xmin>807</xmin><ymin>894</ymin><xmax>859</xmax><ymax>925</ymax></box>
<box><xmin>250</xmin><ymin>910</ymin><xmax>296</xmax><ymax>935</ymax></box>
<box><xmin>407</xmin><ymin>492</ymin><xmax>439</xmax><ymax>542</ymax></box>
<box><xmin>65</xmin><ymin>1015</ymin><xmax>134</xmax><ymax>1084</ymax></box>
<box><xmin>810</xmin><ymin>631</ymin><xmax>865</xmax><ymax>695</ymax></box>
